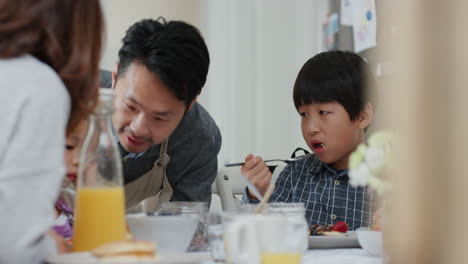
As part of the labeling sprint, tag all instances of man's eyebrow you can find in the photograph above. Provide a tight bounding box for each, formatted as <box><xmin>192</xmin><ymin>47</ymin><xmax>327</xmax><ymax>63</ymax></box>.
<box><xmin>152</xmin><ymin>110</ymin><xmax>172</xmax><ymax>117</ymax></box>
<box><xmin>125</xmin><ymin>95</ymin><xmax>141</xmax><ymax>107</ymax></box>
<box><xmin>126</xmin><ymin>94</ymin><xmax>173</xmax><ymax>117</ymax></box>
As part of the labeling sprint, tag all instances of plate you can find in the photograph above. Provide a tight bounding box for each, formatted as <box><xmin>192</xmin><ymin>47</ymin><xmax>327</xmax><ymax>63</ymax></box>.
<box><xmin>46</xmin><ymin>252</ymin><xmax>211</xmax><ymax>264</ymax></box>
<box><xmin>308</xmin><ymin>231</ymin><xmax>360</xmax><ymax>249</ymax></box>
<box><xmin>46</xmin><ymin>252</ymin><xmax>97</xmax><ymax>264</ymax></box>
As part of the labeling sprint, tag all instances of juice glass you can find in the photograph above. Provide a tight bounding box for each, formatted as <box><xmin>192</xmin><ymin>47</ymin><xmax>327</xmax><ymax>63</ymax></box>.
<box><xmin>261</xmin><ymin>253</ymin><xmax>302</xmax><ymax>264</ymax></box>
<box><xmin>224</xmin><ymin>215</ymin><xmax>304</xmax><ymax>264</ymax></box>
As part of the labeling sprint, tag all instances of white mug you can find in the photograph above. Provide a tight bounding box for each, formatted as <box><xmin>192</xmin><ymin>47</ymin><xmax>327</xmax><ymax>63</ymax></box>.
<box><xmin>224</xmin><ymin>215</ymin><xmax>304</xmax><ymax>264</ymax></box>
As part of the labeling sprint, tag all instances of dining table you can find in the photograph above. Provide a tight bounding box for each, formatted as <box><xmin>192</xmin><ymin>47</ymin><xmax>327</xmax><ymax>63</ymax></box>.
<box><xmin>199</xmin><ymin>248</ymin><xmax>383</xmax><ymax>264</ymax></box>
<box><xmin>301</xmin><ymin>248</ymin><xmax>383</xmax><ymax>264</ymax></box>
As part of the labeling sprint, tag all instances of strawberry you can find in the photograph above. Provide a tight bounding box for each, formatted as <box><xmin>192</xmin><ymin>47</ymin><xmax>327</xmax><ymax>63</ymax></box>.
<box><xmin>332</xmin><ymin>221</ymin><xmax>348</xmax><ymax>233</ymax></box>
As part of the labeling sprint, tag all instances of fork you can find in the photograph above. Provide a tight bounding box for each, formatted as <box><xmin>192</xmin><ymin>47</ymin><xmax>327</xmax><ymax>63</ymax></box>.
<box><xmin>224</xmin><ymin>154</ymin><xmax>311</xmax><ymax>167</ymax></box>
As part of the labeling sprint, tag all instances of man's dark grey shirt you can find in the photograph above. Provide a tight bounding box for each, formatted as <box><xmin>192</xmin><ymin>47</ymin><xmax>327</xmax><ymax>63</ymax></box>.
<box><xmin>120</xmin><ymin>102</ymin><xmax>221</xmax><ymax>205</ymax></box>
<box><xmin>100</xmin><ymin>70</ymin><xmax>222</xmax><ymax>205</ymax></box>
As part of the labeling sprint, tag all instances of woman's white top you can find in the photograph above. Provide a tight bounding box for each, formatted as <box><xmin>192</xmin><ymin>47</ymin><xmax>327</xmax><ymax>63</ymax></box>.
<box><xmin>0</xmin><ymin>55</ymin><xmax>70</xmax><ymax>263</ymax></box>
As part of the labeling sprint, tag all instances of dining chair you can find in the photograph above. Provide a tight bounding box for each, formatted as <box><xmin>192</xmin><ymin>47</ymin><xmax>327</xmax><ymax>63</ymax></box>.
<box><xmin>212</xmin><ymin>165</ymin><xmax>285</xmax><ymax>211</ymax></box>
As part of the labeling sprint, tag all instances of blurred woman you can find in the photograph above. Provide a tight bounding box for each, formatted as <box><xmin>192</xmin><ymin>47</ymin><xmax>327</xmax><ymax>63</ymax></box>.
<box><xmin>0</xmin><ymin>0</ymin><xmax>103</xmax><ymax>262</ymax></box>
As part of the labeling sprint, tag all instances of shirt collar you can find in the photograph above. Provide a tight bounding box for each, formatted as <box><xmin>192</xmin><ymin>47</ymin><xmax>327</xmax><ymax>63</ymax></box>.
<box><xmin>308</xmin><ymin>156</ymin><xmax>349</xmax><ymax>179</ymax></box>
<box><xmin>118</xmin><ymin>141</ymin><xmax>160</xmax><ymax>160</ymax></box>
<box><xmin>308</xmin><ymin>156</ymin><xmax>327</xmax><ymax>174</ymax></box>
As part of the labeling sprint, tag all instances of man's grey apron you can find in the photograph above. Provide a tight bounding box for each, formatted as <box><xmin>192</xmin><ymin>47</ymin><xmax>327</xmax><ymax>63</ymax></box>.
<box><xmin>124</xmin><ymin>140</ymin><xmax>173</xmax><ymax>212</ymax></box>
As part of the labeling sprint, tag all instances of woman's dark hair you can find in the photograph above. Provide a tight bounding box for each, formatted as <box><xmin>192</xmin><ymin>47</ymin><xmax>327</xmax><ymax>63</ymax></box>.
<box><xmin>116</xmin><ymin>17</ymin><xmax>210</xmax><ymax>107</ymax></box>
<box><xmin>293</xmin><ymin>50</ymin><xmax>375</xmax><ymax>120</ymax></box>
<box><xmin>0</xmin><ymin>0</ymin><xmax>104</xmax><ymax>135</ymax></box>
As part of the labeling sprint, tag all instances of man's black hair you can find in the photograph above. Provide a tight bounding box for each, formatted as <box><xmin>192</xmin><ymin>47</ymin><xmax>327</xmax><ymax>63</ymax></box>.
<box><xmin>116</xmin><ymin>17</ymin><xmax>210</xmax><ymax>106</ymax></box>
<box><xmin>293</xmin><ymin>50</ymin><xmax>375</xmax><ymax>120</ymax></box>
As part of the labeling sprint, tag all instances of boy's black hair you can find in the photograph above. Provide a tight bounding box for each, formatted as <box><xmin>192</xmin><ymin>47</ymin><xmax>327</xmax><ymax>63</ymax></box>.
<box><xmin>116</xmin><ymin>17</ymin><xmax>210</xmax><ymax>107</ymax></box>
<box><xmin>293</xmin><ymin>50</ymin><xmax>375</xmax><ymax>120</ymax></box>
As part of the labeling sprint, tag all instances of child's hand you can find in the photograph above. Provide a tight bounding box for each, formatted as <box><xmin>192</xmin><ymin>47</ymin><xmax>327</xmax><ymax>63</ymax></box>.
<box><xmin>48</xmin><ymin>229</ymin><xmax>71</xmax><ymax>254</ymax></box>
<box><xmin>372</xmin><ymin>208</ymin><xmax>383</xmax><ymax>231</ymax></box>
<box><xmin>241</xmin><ymin>154</ymin><xmax>272</xmax><ymax>200</ymax></box>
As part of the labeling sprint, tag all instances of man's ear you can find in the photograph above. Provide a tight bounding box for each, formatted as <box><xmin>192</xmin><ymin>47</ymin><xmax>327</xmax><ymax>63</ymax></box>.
<box><xmin>187</xmin><ymin>97</ymin><xmax>198</xmax><ymax>112</ymax></box>
<box><xmin>358</xmin><ymin>103</ymin><xmax>374</xmax><ymax>130</ymax></box>
<box><xmin>111</xmin><ymin>61</ymin><xmax>118</xmax><ymax>89</ymax></box>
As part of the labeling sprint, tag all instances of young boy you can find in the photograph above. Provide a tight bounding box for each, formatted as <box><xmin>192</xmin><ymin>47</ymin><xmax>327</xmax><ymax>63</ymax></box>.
<box><xmin>241</xmin><ymin>50</ymin><xmax>375</xmax><ymax>230</ymax></box>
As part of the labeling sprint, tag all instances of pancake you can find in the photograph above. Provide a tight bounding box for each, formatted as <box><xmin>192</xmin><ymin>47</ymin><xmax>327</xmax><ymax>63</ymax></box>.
<box><xmin>91</xmin><ymin>239</ymin><xmax>157</xmax><ymax>261</ymax></box>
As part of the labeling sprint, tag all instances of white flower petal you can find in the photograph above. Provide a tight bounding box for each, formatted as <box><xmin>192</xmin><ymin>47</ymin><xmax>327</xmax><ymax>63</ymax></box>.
<box><xmin>349</xmin><ymin>163</ymin><xmax>371</xmax><ymax>187</ymax></box>
<box><xmin>365</xmin><ymin>147</ymin><xmax>385</xmax><ymax>171</ymax></box>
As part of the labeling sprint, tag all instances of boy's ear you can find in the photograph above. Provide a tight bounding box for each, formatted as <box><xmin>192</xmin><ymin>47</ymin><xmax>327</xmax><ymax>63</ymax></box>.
<box><xmin>358</xmin><ymin>103</ymin><xmax>374</xmax><ymax>130</ymax></box>
<box><xmin>111</xmin><ymin>61</ymin><xmax>118</xmax><ymax>89</ymax></box>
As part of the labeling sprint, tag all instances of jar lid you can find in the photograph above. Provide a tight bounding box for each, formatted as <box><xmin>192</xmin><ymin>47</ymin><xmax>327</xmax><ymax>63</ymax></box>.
<box><xmin>266</xmin><ymin>202</ymin><xmax>306</xmax><ymax>216</ymax></box>
<box><xmin>159</xmin><ymin>201</ymin><xmax>208</xmax><ymax>215</ymax></box>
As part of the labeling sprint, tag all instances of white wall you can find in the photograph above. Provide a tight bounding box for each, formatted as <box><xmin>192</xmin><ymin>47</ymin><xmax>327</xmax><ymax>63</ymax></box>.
<box><xmin>100</xmin><ymin>0</ymin><xmax>201</xmax><ymax>71</ymax></box>
<box><xmin>198</xmin><ymin>0</ymin><xmax>328</xmax><ymax>164</ymax></box>
<box><xmin>100</xmin><ymin>0</ymin><xmax>328</xmax><ymax>165</ymax></box>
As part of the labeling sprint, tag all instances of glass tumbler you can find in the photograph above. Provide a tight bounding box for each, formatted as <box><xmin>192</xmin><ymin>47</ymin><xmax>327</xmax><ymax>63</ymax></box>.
<box><xmin>265</xmin><ymin>202</ymin><xmax>309</xmax><ymax>252</ymax></box>
<box><xmin>159</xmin><ymin>201</ymin><xmax>209</xmax><ymax>252</ymax></box>
<box><xmin>206</xmin><ymin>213</ymin><xmax>224</xmax><ymax>261</ymax></box>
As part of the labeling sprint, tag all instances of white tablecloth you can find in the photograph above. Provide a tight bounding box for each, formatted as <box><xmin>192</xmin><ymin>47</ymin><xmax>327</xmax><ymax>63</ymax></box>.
<box><xmin>302</xmin><ymin>249</ymin><xmax>383</xmax><ymax>264</ymax></box>
<box><xmin>202</xmin><ymin>249</ymin><xmax>383</xmax><ymax>264</ymax></box>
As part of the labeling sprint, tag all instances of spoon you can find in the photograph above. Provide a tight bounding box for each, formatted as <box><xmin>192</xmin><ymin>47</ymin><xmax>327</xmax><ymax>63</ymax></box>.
<box><xmin>255</xmin><ymin>184</ymin><xmax>275</xmax><ymax>214</ymax></box>
<box><xmin>243</xmin><ymin>176</ymin><xmax>265</xmax><ymax>202</ymax></box>
<box><xmin>224</xmin><ymin>154</ymin><xmax>311</xmax><ymax>167</ymax></box>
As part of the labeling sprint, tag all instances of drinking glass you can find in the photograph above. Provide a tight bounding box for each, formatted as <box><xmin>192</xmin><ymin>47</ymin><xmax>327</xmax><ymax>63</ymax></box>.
<box><xmin>159</xmin><ymin>201</ymin><xmax>209</xmax><ymax>252</ymax></box>
<box><xmin>265</xmin><ymin>202</ymin><xmax>309</xmax><ymax>252</ymax></box>
<box><xmin>224</xmin><ymin>214</ymin><xmax>304</xmax><ymax>264</ymax></box>
<box><xmin>206</xmin><ymin>213</ymin><xmax>224</xmax><ymax>261</ymax></box>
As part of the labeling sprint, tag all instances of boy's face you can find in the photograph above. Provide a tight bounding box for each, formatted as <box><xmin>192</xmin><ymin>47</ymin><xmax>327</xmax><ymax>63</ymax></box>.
<box><xmin>112</xmin><ymin>62</ymin><xmax>189</xmax><ymax>153</ymax></box>
<box><xmin>298</xmin><ymin>101</ymin><xmax>372</xmax><ymax>170</ymax></box>
<box><xmin>65</xmin><ymin>120</ymin><xmax>89</xmax><ymax>185</ymax></box>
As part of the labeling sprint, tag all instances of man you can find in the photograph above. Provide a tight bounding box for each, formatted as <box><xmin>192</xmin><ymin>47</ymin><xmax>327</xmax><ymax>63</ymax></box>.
<box><xmin>106</xmin><ymin>17</ymin><xmax>221</xmax><ymax>211</ymax></box>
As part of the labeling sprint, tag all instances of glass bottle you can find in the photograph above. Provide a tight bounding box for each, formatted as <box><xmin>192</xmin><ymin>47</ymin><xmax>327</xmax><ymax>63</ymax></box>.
<box><xmin>72</xmin><ymin>89</ymin><xmax>126</xmax><ymax>252</ymax></box>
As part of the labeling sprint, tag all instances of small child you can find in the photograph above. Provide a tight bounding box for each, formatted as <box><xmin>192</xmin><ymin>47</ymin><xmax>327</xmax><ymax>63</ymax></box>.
<box><xmin>241</xmin><ymin>51</ymin><xmax>376</xmax><ymax>230</ymax></box>
<box><xmin>53</xmin><ymin>120</ymin><xmax>88</xmax><ymax>239</ymax></box>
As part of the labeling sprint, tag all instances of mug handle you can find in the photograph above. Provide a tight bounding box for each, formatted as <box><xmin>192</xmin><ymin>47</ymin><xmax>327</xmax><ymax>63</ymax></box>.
<box><xmin>225</xmin><ymin>218</ymin><xmax>260</xmax><ymax>264</ymax></box>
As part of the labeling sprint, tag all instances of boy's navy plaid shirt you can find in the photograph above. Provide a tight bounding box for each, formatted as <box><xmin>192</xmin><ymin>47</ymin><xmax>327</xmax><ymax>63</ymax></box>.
<box><xmin>242</xmin><ymin>155</ymin><xmax>374</xmax><ymax>230</ymax></box>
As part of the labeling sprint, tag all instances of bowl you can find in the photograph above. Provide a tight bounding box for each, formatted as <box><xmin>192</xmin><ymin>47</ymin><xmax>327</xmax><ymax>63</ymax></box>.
<box><xmin>356</xmin><ymin>228</ymin><xmax>383</xmax><ymax>257</ymax></box>
<box><xmin>126</xmin><ymin>213</ymin><xmax>199</xmax><ymax>253</ymax></box>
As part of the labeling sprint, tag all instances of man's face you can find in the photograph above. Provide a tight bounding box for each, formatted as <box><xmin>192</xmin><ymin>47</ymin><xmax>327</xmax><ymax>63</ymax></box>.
<box><xmin>112</xmin><ymin>62</ymin><xmax>187</xmax><ymax>153</ymax></box>
<box><xmin>299</xmin><ymin>101</ymin><xmax>370</xmax><ymax>170</ymax></box>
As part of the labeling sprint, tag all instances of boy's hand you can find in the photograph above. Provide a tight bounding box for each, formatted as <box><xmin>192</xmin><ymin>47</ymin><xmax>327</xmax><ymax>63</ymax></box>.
<box><xmin>241</xmin><ymin>154</ymin><xmax>272</xmax><ymax>200</ymax></box>
<box><xmin>372</xmin><ymin>208</ymin><xmax>383</xmax><ymax>231</ymax></box>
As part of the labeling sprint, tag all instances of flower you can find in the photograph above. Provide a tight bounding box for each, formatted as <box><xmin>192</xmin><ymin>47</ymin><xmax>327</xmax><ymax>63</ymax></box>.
<box><xmin>348</xmin><ymin>130</ymin><xmax>394</xmax><ymax>195</ymax></box>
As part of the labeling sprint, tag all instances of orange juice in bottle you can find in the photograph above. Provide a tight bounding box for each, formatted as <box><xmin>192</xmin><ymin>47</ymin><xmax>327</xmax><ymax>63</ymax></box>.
<box><xmin>72</xmin><ymin>89</ymin><xmax>126</xmax><ymax>252</ymax></box>
<box><xmin>72</xmin><ymin>187</ymin><xmax>126</xmax><ymax>251</ymax></box>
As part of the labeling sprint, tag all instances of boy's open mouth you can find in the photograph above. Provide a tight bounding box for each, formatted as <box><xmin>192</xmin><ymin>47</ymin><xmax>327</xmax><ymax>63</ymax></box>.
<box><xmin>311</xmin><ymin>140</ymin><xmax>326</xmax><ymax>153</ymax></box>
